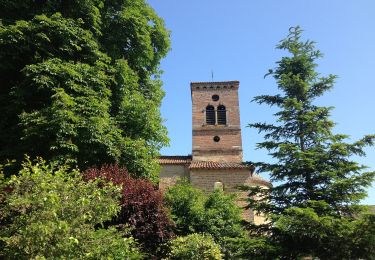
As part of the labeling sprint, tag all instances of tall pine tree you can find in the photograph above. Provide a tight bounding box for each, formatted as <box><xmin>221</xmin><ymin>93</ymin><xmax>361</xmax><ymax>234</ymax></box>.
<box><xmin>247</xmin><ymin>27</ymin><xmax>375</xmax><ymax>259</ymax></box>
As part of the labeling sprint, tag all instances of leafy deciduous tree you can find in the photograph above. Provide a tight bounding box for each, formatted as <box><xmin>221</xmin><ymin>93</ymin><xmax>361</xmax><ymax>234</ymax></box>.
<box><xmin>166</xmin><ymin>233</ymin><xmax>222</xmax><ymax>260</ymax></box>
<box><xmin>0</xmin><ymin>159</ymin><xmax>143</xmax><ymax>259</ymax></box>
<box><xmin>0</xmin><ymin>0</ymin><xmax>170</xmax><ymax>181</ymax></box>
<box><xmin>164</xmin><ymin>180</ymin><xmax>206</xmax><ymax>235</ymax></box>
<box><xmin>165</xmin><ymin>180</ymin><xmax>244</xmax><ymax>243</ymax></box>
<box><xmin>83</xmin><ymin>164</ymin><xmax>175</xmax><ymax>256</ymax></box>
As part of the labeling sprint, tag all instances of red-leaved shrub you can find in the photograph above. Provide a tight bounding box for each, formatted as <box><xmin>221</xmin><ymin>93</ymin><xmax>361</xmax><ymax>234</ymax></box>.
<box><xmin>83</xmin><ymin>164</ymin><xmax>174</xmax><ymax>254</ymax></box>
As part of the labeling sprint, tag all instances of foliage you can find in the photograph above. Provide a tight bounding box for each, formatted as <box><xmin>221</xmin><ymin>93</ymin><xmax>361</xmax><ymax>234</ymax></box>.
<box><xmin>164</xmin><ymin>179</ymin><xmax>206</xmax><ymax>235</ymax></box>
<box><xmin>203</xmin><ymin>190</ymin><xmax>244</xmax><ymax>242</ymax></box>
<box><xmin>0</xmin><ymin>0</ymin><xmax>170</xmax><ymax>181</ymax></box>
<box><xmin>247</xmin><ymin>26</ymin><xmax>375</xmax><ymax>259</ymax></box>
<box><xmin>166</xmin><ymin>233</ymin><xmax>222</xmax><ymax>260</ymax></box>
<box><xmin>221</xmin><ymin>236</ymin><xmax>279</xmax><ymax>260</ymax></box>
<box><xmin>83</xmin><ymin>164</ymin><xmax>174</xmax><ymax>255</ymax></box>
<box><xmin>0</xmin><ymin>159</ymin><xmax>143</xmax><ymax>259</ymax></box>
<box><xmin>350</xmin><ymin>212</ymin><xmax>375</xmax><ymax>257</ymax></box>
<box><xmin>273</xmin><ymin>206</ymin><xmax>375</xmax><ymax>259</ymax></box>
<box><xmin>164</xmin><ymin>180</ymin><xmax>244</xmax><ymax>242</ymax></box>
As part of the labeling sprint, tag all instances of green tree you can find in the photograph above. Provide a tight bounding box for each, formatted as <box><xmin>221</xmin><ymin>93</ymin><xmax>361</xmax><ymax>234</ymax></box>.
<box><xmin>166</xmin><ymin>233</ymin><xmax>222</xmax><ymax>260</ymax></box>
<box><xmin>247</xmin><ymin>26</ymin><xmax>375</xmax><ymax>259</ymax></box>
<box><xmin>83</xmin><ymin>164</ymin><xmax>175</xmax><ymax>257</ymax></box>
<box><xmin>165</xmin><ymin>181</ymin><xmax>244</xmax><ymax>242</ymax></box>
<box><xmin>220</xmin><ymin>236</ymin><xmax>279</xmax><ymax>260</ymax></box>
<box><xmin>0</xmin><ymin>159</ymin><xmax>143</xmax><ymax>259</ymax></box>
<box><xmin>203</xmin><ymin>190</ymin><xmax>244</xmax><ymax>242</ymax></box>
<box><xmin>164</xmin><ymin>180</ymin><xmax>206</xmax><ymax>235</ymax></box>
<box><xmin>0</xmin><ymin>0</ymin><xmax>170</xmax><ymax>181</ymax></box>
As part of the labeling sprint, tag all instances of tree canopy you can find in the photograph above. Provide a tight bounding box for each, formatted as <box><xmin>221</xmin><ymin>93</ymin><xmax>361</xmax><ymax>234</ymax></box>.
<box><xmin>0</xmin><ymin>0</ymin><xmax>170</xmax><ymax>181</ymax></box>
<box><xmin>166</xmin><ymin>233</ymin><xmax>222</xmax><ymax>260</ymax></box>
<box><xmin>83</xmin><ymin>164</ymin><xmax>175</xmax><ymax>256</ymax></box>
<box><xmin>247</xmin><ymin>26</ymin><xmax>375</xmax><ymax>259</ymax></box>
<box><xmin>164</xmin><ymin>180</ymin><xmax>244</xmax><ymax>242</ymax></box>
<box><xmin>0</xmin><ymin>159</ymin><xmax>143</xmax><ymax>259</ymax></box>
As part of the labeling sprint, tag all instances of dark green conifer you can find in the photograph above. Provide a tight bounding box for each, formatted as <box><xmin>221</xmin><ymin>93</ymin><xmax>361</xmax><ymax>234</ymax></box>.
<box><xmin>247</xmin><ymin>27</ymin><xmax>375</xmax><ymax>259</ymax></box>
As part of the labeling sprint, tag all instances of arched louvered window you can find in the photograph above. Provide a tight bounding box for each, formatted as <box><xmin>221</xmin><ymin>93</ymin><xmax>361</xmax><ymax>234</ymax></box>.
<box><xmin>206</xmin><ymin>105</ymin><xmax>215</xmax><ymax>125</ymax></box>
<box><xmin>217</xmin><ymin>105</ymin><xmax>226</xmax><ymax>125</ymax></box>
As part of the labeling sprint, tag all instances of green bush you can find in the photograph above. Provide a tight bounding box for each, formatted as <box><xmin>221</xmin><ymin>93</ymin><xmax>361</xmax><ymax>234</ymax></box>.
<box><xmin>204</xmin><ymin>190</ymin><xmax>244</xmax><ymax>242</ymax></box>
<box><xmin>167</xmin><ymin>233</ymin><xmax>222</xmax><ymax>260</ymax></box>
<box><xmin>83</xmin><ymin>164</ymin><xmax>175</xmax><ymax>257</ymax></box>
<box><xmin>0</xmin><ymin>159</ymin><xmax>143</xmax><ymax>259</ymax></box>
<box><xmin>164</xmin><ymin>180</ymin><xmax>206</xmax><ymax>234</ymax></box>
<box><xmin>165</xmin><ymin>180</ymin><xmax>244</xmax><ymax>242</ymax></box>
<box><xmin>221</xmin><ymin>237</ymin><xmax>279</xmax><ymax>260</ymax></box>
<box><xmin>274</xmin><ymin>207</ymin><xmax>375</xmax><ymax>259</ymax></box>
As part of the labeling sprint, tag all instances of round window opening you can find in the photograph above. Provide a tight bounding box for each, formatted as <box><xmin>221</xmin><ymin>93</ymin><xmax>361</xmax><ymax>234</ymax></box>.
<box><xmin>212</xmin><ymin>94</ymin><xmax>219</xmax><ymax>101</ymax></box>
<box><xmin>213</xmin><ymin>136</ymin><xmax>220</xmax><ymax>142</ymax></box>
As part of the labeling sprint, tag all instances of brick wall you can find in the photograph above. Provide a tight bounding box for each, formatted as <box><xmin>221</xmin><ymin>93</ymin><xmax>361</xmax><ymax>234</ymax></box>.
<box><xmin>191</xmin><ymin>84</ymin><xmax>241</xmax><ymax>128</ymax></box>
<box><xmin>189</xmin><ymin>168</ymin><xmax>250</xmax><ymax>192</ymax></box>
<box><xmin>193</xmin><ymin>152</ymin><xmax>243</xmax><ymax>162</ymax></box>
<box><xmin>191</xmin><ymin>81</ymin><xmax>243</xmax><ymax>162</ymax></box>
<box><xmin>158</xmin><ymin>164</ymin><xmax>268</xmax><ymax>223</ymax></box>
<box><xmin>189</xmin><ymin>168</ymin><xmax>269</xmax><ymax>221</ymax></box>
<box><xmin>159</xmin><ymin>164</ymin><xmax>189</xmax><ymax>191</ymax></box>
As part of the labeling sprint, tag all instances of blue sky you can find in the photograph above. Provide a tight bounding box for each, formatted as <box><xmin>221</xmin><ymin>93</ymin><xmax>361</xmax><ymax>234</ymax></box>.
<box><xmin>147</xmin><ymin>0</ymin><xmax>375</xmax><ymax>204</ymax></box>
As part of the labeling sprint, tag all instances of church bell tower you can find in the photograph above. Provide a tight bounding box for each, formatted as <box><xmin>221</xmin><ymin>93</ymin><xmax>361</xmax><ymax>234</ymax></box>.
<box><xmin>191</xmin><ymin>81</ymin><xmax>243</xmax><ymax>162</ymax></box>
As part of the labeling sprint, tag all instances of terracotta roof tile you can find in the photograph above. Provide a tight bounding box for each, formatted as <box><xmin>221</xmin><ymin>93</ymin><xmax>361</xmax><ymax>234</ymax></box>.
<box><xmin>159</xmin><ymin>156</ymin><xmax>192</xmax><ymax>165</ymax></box>
<box><xmin>159</xmin><ymin>156</ymin><xmax>270</xmax><ymax>186</ymax></box>
<box><xmin>189</xmin><ymin>161</ymin><xmax>254</xmax><ymax>170</ymax></box>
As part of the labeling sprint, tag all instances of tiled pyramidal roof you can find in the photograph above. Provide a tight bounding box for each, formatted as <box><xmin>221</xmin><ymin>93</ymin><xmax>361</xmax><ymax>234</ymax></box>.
<box><xmin>189</xmin><ymin>161</ymin><xmax>254</xmax><ymax>170</ymax></box>
<box><xmin>158</xmin><ymin>156</ymin><xmax>270</xmax><ymax>186</ymax></box>
<box><xmin>159</xmin><ymin>156</ymin><xmax>254</xmax><ymax>171</ymax></box>
<box><xmin>159</xmin><ymin>156</ymin><xmax>192</xmax><ymax>165</ymax></box>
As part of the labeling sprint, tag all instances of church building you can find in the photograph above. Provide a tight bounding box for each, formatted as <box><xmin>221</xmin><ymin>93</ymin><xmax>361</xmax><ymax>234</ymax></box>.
<box><xmin>159</xmin><ymin>81</ymin><xmax>269</xmax><ymax>223</ymax></box>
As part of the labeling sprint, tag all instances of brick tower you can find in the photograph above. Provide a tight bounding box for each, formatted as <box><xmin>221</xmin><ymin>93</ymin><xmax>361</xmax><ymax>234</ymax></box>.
<box><xmin>191</xmin><ymin>81</ymin><xmax>243</xmax><ymax>162</ymax></box>
<box><xmin>158</xmin><ymin>80</ymin><xmax>270</xmax><ymax>223</ymax></box>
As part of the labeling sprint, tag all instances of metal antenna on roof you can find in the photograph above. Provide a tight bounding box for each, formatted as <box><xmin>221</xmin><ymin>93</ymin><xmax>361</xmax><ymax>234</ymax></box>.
<box><xmin>211</xmin><ymin>70</ymin><xmax>214</xmax><ymax>82</ymax></box>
